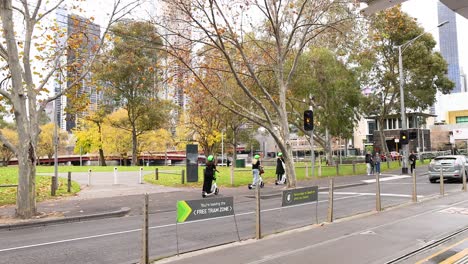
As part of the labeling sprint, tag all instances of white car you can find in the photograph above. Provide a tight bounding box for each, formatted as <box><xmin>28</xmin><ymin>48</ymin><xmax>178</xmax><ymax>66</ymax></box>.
<box><xmin>428</xmin><ymin>155</ymin><xmax>468</xmax><ymax>183</ymax></box>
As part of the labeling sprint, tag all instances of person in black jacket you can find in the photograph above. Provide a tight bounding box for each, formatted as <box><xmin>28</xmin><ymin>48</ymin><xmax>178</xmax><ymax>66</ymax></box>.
<box><xmin>409</xmin><ymin>151</ymin><xmax>417</xmax><ymax>174</ymax></box>
<box><xmin>276</xmin><ymin>152</ymin><xmax>285</xmax><ymax>183</ymax></box>
<box><xmin>365</xmin><ymin>151</ymin><xmax>372</xmax><ymax>175</ymax></box>
<box><xmin>203</xmin><ymin>155</ymin><xmax>219</xmax><ymax>195</ymax></box>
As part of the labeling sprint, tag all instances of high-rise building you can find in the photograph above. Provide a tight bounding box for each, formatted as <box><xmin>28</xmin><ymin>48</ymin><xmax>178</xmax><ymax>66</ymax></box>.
<box><xmin>438</xmin><ymin>1</ymin><xmax>462</xmax><ymax>93</ymax></box>
<box><xmin>153</xmin><ymin>0</ymin><xmax>192</xmax><ymax>136</ymax></box>
<box><xmin>54</xmin><ymin>6</ymin><xmax>101</xmax><ymax>132</ymax></box>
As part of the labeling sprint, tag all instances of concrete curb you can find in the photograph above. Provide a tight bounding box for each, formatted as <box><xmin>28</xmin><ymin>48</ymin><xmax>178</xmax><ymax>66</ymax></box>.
<box><xmin>0</xmin><ymin>207</ymin><xmax>131</xmax><ymax>231</ymax></box>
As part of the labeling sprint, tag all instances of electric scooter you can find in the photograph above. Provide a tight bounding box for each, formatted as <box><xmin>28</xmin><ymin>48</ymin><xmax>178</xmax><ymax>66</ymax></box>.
<box><xmin>202</xmin><ymin>176</ymin><xmax>219</xmax><ymax>198</ymax></box>
<box><xmin>275</xmin><ymin>174</ymin><xmax>287</xmax><ymax>185</ymax></box>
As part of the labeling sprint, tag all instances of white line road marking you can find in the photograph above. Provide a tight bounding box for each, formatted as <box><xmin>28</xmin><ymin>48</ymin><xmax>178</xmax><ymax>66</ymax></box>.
<box><xmin>323</xmin><ymin>191</ymin><xmax>424</xmax><ymax>198</ymax></box>
<box><xmin>0</xmin><ymin>194</ymin><xmax>363</xmax><ymax>253</ymax></box>
<box><xmin>362</xmin><ymin>175</ymin><xmax>411</xmax><ymax>183</ymax></box>
<box><xmin>0</xmin><ymin>191</ymin><xmax>422</xmax><ymax>253</ymax></box>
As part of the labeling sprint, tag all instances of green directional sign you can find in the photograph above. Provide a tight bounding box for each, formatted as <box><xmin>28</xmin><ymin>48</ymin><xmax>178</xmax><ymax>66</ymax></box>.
<box><xmin>176</xmin><ymin>197</ymin><xmax>234</xmax><ymax>223</ymax></box>
<box><xmin>282</xmin><ymin>186</ymin><xmax>318</xmax><ymax>207</ymax></box>
<box><xmin>177</xmin><ymin>200</ymin><xmax>193</xmax><ymax>223</ymax></box>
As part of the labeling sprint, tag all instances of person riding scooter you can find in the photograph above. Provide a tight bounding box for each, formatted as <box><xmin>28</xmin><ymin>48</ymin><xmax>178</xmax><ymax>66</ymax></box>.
<box><xmin>248</xmin><ymin>154</ymin><xmax>264</xmax><ymax>189</ymax></box>
<box><xmin>202</xmin><ymin>155</ymin><xmax>219</xmax><ymax>197</ymax></box>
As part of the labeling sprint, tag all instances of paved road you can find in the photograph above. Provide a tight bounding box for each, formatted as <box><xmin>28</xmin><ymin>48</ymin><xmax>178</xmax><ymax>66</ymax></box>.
<box><xmin>157</xmin><ymin>192</ymin><xmax>468</xmax><ymax>264</ymax></box>
<box><xmin>0</xmin><ymin>167</ymin><xmax>466</xmax><ymax>264</ymax></box>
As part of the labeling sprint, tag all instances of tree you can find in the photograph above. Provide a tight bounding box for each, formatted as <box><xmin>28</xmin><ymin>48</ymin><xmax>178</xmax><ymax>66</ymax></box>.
<box><xmin>94</xmin><ymin>21</ymin><xmax>170</xmax><ymax>166</ymax></box>
<box><xmin>103</xmin><ymin>109</ymin><xmax>132</xmax><ymax>164</ymax></box>
<box><xmin>75</xmin><ymin>106</ymin><xmax>112</xmax><ymax>166</ymax></box>
<box><xmin>0</xmin><ymin>0</ymin><xmax>140</xmax><ymax>218</ymax></box>
<box><xmin>0</xmin><ymin>127</ymin><xmax>17</xmax><ymax>166</ymax></box>
<box><xmin>157</xmin><ymin>0</ymin><xmax>357</xmax><ymax>187</ymax></box>
<box><xmin>290</xmin><ymin>48</ymin><xmax>361</xmax><ymax>165</ymax></box>
<box><xmin>38</xmin><ymin>123</ymin><xmax>68</xmax><ymax>165</ymax></box>
<box><xmin>360</xmin><ymin>7</ymin><xmax>454</xmax><ymax>154</ymax></box>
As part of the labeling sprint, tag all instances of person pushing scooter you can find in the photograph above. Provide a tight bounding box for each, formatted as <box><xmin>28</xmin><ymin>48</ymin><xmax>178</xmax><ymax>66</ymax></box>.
<box><xmin>202</xmin><ymin>155</ymin><xmax>219</xmax><ymax>197</ymax></box>
<box><xmin>275</xmin><ymin>152</ymin><xmax>286</xmax><ymax>185</ymax></box>
<box><xmin>248</xmin><ymin>154</ymin><xmax>265</xmax><ymax>189</ymax></box>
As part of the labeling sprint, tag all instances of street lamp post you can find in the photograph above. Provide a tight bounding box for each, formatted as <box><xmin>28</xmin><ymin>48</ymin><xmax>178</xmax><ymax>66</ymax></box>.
<box><xmin>396</xmin><ymin>20</ymin><xmax>449</xmax><ymax>174</ymax></box>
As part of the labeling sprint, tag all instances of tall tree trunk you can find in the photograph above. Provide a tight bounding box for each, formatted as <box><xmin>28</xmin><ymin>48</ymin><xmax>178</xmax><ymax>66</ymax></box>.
<box><xmin>99</xmin><ymin>149</ymin><xmax>106</xmax><ymax>166</ymax></box>
<box><xmin>233</xmin><ymin>135</ymin><xmax>238</xmax><ymax>168</ymax></box>
<box><xmin>16</xmin><ymin>139</ymin><xmax>37</xmax><ymax>218</ymax></box>
<box><xmin>325</xmin><ymin>128</ymin><xmax>334</xmax><ymax>166</ymax></box>
<box><xmin>97</xmin><ymin>124</ymin><xmax>106</xmax><ymax>166</ymax></box>
<box><xmin>132</xmin><ymin>127</ymin><xmax>138</xmax><ymax>166</ymax></box>
<box><xmin>378</xmin><ymin>118</ymin><xmax>390</xmax><ymax>156</ymax></box>
<box><xmin>1</xmin><ymin>0</ymin><xmax>37</xmax><ymax>218</ymax></box>
<box><xmin>284</xmin><ymin>142</ymin><xmax>296</xmax><ymax>188</ymax></box>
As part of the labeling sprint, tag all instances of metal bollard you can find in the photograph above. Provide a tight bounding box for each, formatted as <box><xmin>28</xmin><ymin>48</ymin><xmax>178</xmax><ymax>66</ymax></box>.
<box><xmin>352</xmin><ymin>161</ymin><xmax>356</xmax><ymax>174</ymax></box>
<box><xmin>87</xmin><ymin>169</ymin><xmax>92</xmax><ymax>186</ymax></box>
<box><xmin>305</xmin><ymin>163</ymin><xmax>309</xmax><ymax>178</ymax></box>
<box><xmin>440</xmin><ymin>165</ymin><xmax>444</xmax><ymax>196</ymax></box>
<box><xmin>114</xmin><ymin>167</ymin><xmax>118</xmax><ymax>185</ymax></box>
<box><xmin>255</xmin><ymin>178</ymin><xmax>262</xmax><ymax>239</ymax></box>
<box><xmin>375</xmin><ymin>172</ymin><xmax>381</xmax><ymax>211</ymax></box>
<box><xmin>463</xmin><ymin>163</ymin><xmax>467</xmax><ymax>192</ymax></box>
<box><xmin>141</xmin><ymin>193</ymin><xmax>149</xmax><ymax>264</ymax></box>
<box><xmin>155</xmin><ymin>168</ymin><xmax>158</xmax><ymax>180</ymax></box>
<box><xmin>139</xmin><ymin>167</ymin><xmax>143</xmax><ymax>184</ymax></box>
<box><xmin>327</xmin><ymin>177</ymin><xmax>334</xmax><ymax>222</ymax></box>
<box><xmin>67</xmin><ymin>172</ymin><xmax>71</xmax><ymax>193</ymax></box>
<box><xmin>335</xmin><ymin>163</ymin><xmax>339</xmax><ymax>176</ymax></box>
<box><xmin>181</xmin><ymin>170</ymin><xmax>185</xmax><ymax>184</ymax></box>
<box><xmin>412</xmin><ymin>170</ymin><xmax>417</xmax><ymax>202</ymax></box>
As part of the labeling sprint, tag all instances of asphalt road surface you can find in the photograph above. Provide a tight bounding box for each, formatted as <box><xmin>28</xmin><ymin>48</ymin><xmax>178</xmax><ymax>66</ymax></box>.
<box><xmin>0</xmin><ymin>172</ymin><xmax>465</xmax><ymax>264</ymax></box>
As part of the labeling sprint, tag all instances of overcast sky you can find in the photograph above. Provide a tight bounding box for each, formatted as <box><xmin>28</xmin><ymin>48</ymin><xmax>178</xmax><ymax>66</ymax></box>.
<box><xmin>81</xmin><ymin>0</ymin><xmax>468</xmax><ymax>74</ymax></box>
<box><xmin>402</xmin><ymin>0</ymin><xmax>468</xmax><ymax>74</ymax></box>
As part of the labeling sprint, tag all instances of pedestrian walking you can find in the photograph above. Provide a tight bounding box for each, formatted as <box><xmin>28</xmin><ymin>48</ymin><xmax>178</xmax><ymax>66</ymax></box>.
<box><xmin>409</xmin><ymin>151</ymin><xmax>417</xmax><ymax>174</ymax></box>
<box><xmin>275</xmin><ymin>152</ymin><xmax>285</xmax><ymax>182</ymax></box>
<box><xmin>374</xmin><ymin>152</ymin><xmax>381</xmax><ymax>175</ymax></box>
<box><xmin>275</xmin><ymin>152</ymin><xmax>286</xmax><ymax>185</ymax></box>
<box><xmin>365</xmin><ymin>151</ymin><xmax>372</xmax><ymax>175</ymax></box>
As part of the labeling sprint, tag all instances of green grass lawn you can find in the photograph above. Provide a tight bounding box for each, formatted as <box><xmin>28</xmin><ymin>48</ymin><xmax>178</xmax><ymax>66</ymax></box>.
<box><xmin>144</xmin><ymin>160</ymin><xmax>404</xmax><ymax>188</ymax></box>
<box><xmin>0</xmin><ymin>160</ymin><xmax>406</xmax><ymax>206</ymax></box>
<box><xmin>0</xmin><ymin>166</ymin><xmax>80</xmax><ymax>206</ymax></box>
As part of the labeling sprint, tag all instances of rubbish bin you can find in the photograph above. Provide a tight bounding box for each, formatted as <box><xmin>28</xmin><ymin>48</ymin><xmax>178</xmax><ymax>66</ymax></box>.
<box><xmin>235</xmin><ymin>159</ymin><xmax>245</xmax><ymax>168</ymax></box>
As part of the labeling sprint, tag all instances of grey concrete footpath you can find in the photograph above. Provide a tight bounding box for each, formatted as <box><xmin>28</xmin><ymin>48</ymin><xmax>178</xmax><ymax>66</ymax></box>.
<box><xmin>155</xmin><ymin>191</ymin><xmax>468</xmax><ymax>264</ymax></box>
<box><xmin>0</xmin><ymin>165</ymin><xmax>429</xmax><ymax>230</ymax></box>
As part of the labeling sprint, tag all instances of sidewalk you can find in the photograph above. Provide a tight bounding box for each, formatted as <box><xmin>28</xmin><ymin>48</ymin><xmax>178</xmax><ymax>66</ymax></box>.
<box><xmin>0</xmin><ymin>165</ymin><xmax>429</xmax><ymax>230</ymax></box>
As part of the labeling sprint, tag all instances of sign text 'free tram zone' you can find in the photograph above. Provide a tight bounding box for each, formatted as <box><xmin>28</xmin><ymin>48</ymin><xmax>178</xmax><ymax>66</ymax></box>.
<box><xmin>282</xmin><ymin>186</ymin><xmax>318</xmax><ymax>207</ymax></box>
<box><xmin>177</xmin><ymin>197</ymin><xmax>234</xmax><ymax>223</ymax></box>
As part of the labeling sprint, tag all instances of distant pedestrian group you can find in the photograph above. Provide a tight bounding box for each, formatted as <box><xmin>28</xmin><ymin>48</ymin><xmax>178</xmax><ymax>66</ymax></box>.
<box><xmin>365</xmin><ymin>151</ymin><xmax>381</xmax><ymax>176</ymax></box>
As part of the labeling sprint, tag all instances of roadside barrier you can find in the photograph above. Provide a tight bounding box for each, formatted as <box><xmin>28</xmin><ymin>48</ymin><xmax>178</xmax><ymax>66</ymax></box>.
<box><xmin>154</xmin><ymin>169</ymin><xmax>186</xmax><ymax>184</ymax></box>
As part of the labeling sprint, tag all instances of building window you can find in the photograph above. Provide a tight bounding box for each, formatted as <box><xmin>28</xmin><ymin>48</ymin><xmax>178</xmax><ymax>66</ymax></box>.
<box><xmin>368</xmin><ymin>121</ymin><xmax>376</xmax><ymax>134</ymax></box>
<box><xmin>456</xmin><ymin>116</ymin><xmax>468</xmax><ymax>123</ymax></box>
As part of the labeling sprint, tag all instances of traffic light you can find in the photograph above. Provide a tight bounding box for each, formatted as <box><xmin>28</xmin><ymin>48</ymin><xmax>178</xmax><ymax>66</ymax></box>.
<box><xmin>409</xmin><ymin>131</ymin><xmax>418</xmax><ymax>140</ymax></box>
<box><xmin>400</xmin><ymin>130</ymin><xmax>409</xmax><ymax>145</ymax></box>
<box><xmin>304</xmin><ymin>110</ymin><xmax>313</xmax><ymax>131</ymax></box>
